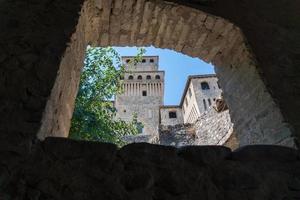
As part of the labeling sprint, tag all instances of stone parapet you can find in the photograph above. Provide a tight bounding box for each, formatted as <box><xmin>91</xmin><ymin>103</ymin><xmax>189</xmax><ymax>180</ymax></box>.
<box><xmin>1</xmin><ymin>137</ymin><xmax>299</xmax><ymax>199</ymax></box>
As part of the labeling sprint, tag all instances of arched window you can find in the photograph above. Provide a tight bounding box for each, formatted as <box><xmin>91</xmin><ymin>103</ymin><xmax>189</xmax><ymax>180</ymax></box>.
<box><xmin>146</xmin><ymin>75</ymin><xmax>151</xmax><ymax>80</ymax></box>
<box><xmin>150</xmin><ymin>59</ymin><xmax>154</xmax><ymax>63</ymax></box>
<box><xmin>201</xmin><ymin>82</ymin><xmax>210</xmax><ymax>90</ymax></box>
<box><xmin>142</xmin><ymin>59</ymin><xmax>146</xmax><ymax>63</ymax></box>
<box><xmin>120</xmin><ymin>75</ymin><xmax>124</xmax><ymax>80</ymax></box>
<box><xmin>128</xmin><ymin>75</ymin><xmax>134</xmax><ymax>80</ymax></box>
<box><xmin>137</xmin><ymin>75</ymin><xmax>142</xmax><ymax>80</ymax></box>
<box><xmin>155</xmin><ymin>75</ymin><xmax>160</xmax><ymax>80</ymax></box>
<box><xmin>126</xmin><ymin>59</ymin><xmax>130</xmax><ymax>63</ymax></box>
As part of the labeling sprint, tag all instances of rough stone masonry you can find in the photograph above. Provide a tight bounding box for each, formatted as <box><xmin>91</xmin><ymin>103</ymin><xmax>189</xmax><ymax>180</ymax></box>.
<box><xmin>159</xmin><ymin>108</ymin><xmax>234</xmax><ymax>148</ymax></box>
<box><xmin>0</xmin><ymin>0</ymin><xmax>300</xmax><ymax>199</ymax></box>
<box><xmin>36</xmin><ymin>0</ymin><xmax>297</xmax><ymax>147</ymax></box>
<box><xmin>1</xmin><ymin>137</ymin><xmax>300</xmax><ymax>199</ymax></box>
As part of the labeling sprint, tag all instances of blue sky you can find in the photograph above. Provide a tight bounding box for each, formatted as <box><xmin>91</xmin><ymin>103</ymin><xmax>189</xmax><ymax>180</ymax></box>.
<box><xmin>114</xmin><ymin>46</ymin><xmax>215</xmax><ymax>105</ymax></box>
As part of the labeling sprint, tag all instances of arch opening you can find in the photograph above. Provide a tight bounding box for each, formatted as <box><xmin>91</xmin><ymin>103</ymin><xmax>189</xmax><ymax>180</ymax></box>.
<box><xmin>37</xmin><ymin>0</ymin><xmax>295</xmax><ymax>148</ymax></box>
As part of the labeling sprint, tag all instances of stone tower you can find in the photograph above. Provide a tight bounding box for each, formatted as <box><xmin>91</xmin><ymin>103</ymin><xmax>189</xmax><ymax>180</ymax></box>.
<box><xmin>115</xmin><ymin>56</ymin><xmax>164</xmax><ymax>140</ymax></box>
<box><xmin>180</xmin><ymin>75</ymin><xmax>222</xmax><ymax>124</ymax></box>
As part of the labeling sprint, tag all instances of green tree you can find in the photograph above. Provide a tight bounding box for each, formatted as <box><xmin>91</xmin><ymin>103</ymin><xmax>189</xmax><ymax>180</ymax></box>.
<box><xmin>69</xmin><ymin>46</ymin><xmax>145</xmax><ymax>146</ymax></box>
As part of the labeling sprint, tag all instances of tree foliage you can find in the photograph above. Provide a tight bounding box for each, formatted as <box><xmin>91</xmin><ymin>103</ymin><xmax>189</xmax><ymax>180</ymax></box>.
<box><xmin>69</xmin><ymin>46</ymin><xmax>145</xmax><ymax>146</ymax></box>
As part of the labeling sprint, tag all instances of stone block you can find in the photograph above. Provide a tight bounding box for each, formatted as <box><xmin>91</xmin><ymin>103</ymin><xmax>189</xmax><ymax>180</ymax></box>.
<box><xmin>120</xmin><ymin>169</ymin><xmax>154</xmax><ymax>191</ymax></box>
<box><xmin>231</xmin><ymin>145</ymin><xmax>299</xmax><ymax>162</ymax></box>
<box><xmin>43</xmin><ymin>137</ymin><xmax>118</xmax><ymax>169</ymax></box>
<box><xmin>118</xmin><ymin>142</ymin><xmax>177</xmax><ymax>165</ymax></box>
<box><xmin>177</xmin><ymin>145</ymin><xmax>231</xmax><ymax>165</ymax></box>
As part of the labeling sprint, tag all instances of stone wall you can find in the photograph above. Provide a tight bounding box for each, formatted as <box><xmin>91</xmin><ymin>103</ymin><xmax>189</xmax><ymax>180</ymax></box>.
<box><xmin>182</xmin><ymin>76</ymin><xmax>221</xmax><ymax>124</ymax></box>
<box><xmin>1</xmin><ymin>137</ymin><xmax>299</xmax><ymax>199</ymax></box>
<box><xmin>0</xmin><ymin>0</ymin><xmax>299</xmax><ymax>148</ymax></box>
<box><xmin>194</xmin><ymin>109</ymin><xmax>233</xmax><ymax>145</ymax></box>
<box><xmin>159</xmin><ymin>108</ymin><xmax>233</xmax><ymax>147</ymax></box>
<box><xmin>0</xmin><ymin>0</ymin><xmax>300</xmax><ymax>198</ymax></box>
<box><xmin>160</xmin><ymin>106</ymin><xmax>184</xmax><ymax>126</ymax></box>
<box><xmin>123</xmin><ymin>133</ymin><xmax>158</xmax><ymax>144</ymax></box>
<box><xmin>159</xmin><ymin>124</ymin><xmax>195</xmax><ymax>147</ymax></box>
<box><xmin>31</xmin><ymin>0</ymin><xmax>296</xmax><ymax>146</ymax></box>
<box><xmin>115</xmin><ymin>56</ymin><xmax>164</xmax><ymax>137</ymax></box>
<box><xmin>0</xmin><ymin>0</ymin><xmax>300</xmax><ymax>199</ymax></box>
<box><xmin>168</xmin><ymin>0</ymin><xmax>300</xmax><ymax>146</ymax></box>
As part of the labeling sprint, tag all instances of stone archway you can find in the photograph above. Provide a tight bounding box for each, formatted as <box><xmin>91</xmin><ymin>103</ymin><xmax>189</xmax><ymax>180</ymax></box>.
<box><xmin>37</xmin><ymin>0</ymin><xmax>295</xmax><ymax>147</ymax></box>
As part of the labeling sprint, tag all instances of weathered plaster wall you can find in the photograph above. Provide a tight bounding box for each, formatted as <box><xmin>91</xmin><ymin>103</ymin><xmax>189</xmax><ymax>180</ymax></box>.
<box><xmin>192</xmin><ymin>77</ymin><xmax>222</xmax><ymax>114</ymax></box>
<box><xmin>182</xmin><ymin>76</ymin><xmax>222</xmax><ymax>124</ymax></box>
<box><xmin>182</xmin><ymin>78</ymin><xmax>201</xmax><ymax>124</ymax></box>
<box><xmin>1</xmin><ymin>138</ymin><xmax>300</xmax><ymax>199</ymax></box>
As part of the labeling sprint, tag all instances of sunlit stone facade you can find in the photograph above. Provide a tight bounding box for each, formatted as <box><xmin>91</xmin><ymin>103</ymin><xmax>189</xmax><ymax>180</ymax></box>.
<box><xmin>115</xmin><ymin>56</ymin><xmax>164</xmax><ymax>137</ymax></box>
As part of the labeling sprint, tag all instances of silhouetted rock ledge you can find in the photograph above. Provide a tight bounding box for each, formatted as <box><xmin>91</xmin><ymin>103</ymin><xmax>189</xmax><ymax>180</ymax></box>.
<box><xmin>1</xmin><ymin>137</ymin><xmax>299</xmax><ymax>199</ymax></box>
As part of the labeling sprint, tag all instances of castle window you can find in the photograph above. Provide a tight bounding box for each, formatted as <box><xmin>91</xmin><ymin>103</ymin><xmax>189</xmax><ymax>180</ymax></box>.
<box><xmin>203</xmin><ymin>99</ymin><xmax>207</xmax><ymax>111</ymax></box>
<box><xmin>123</xmin><ymin>110</ymin><xmax>126</xmax><ymax>113</ymax></box>
<box><xmin>128</xmin><ymin>75</ymin><xmax>134</xmax><ymax>80</ymax></box>
<box><xmin>146</xmin><ymin>75</ymin><xmax>151</xmax><ymax>80</ymax></box>
<box><xmin>155</xmin><ymin>75</ymin><xmax>160</xmax><ymax>79</ymax></box>
<box><xmin>126</xmin><ymin>59</ymin><xmax>130</xmax><ymax>63</ymax></box>
<box><xmin>208</xmin><ymin>98</ymin><xmax>212</xmax><ymax>106</ymax></box>
<box><xmin>136</xmin><ymin>122</ymin><xmax>144</xmax><ymax>134</ymax></box>
<box><xmin>217</xmin><ymin>82</ymin><xmax>221</xmax><ymax>89</ymax></box>
<box><xmin>169</xmin><ymin>111</ymin><xmax>177</xmax><ymax>119</ymax></box>
<box><xmin>142</xmin><ymin>59</ymin><xmax>146</xmax><ymax>63</ymax></box>
<box><xmin>201</xmin><ymin>82</ymin><xmax>210</xmax><ymax>90</ymax></box>
<box><xmin>120</xmin><ymin>76</ymin><xmax>124</xmax><ymax>80</ymax></box>
<box><xmin>188</xmin><ymin>88</ymin><xmax>192</xmax><ymax>97</ymax></box>
<box><xmin>137</xmin><ymin>75</ymin><xmax>142</xmax><ymax>80</ymax></box>
<box><xmin>213</xmin><ymin>98</ymin><xmax>216</xmax><ymax>101</ymax></box>
<box><xmin>142</xmin><ymin>91</ymin><xmax>147</xmax><ymax>96</ymax></box>
<box><xmin>185</xmin><ymin>99</ymin><xmax>188</xmax><ymax>107</ymax></box>
<box><xmin>150</xmin><ymin>59</ymin><xmax>154</xmax><ymax>63</ymax></box>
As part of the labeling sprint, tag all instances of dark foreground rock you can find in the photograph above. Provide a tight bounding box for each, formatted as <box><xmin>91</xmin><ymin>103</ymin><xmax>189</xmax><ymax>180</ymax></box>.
<box><xmin>0</xmin><ymin>137</ymin><xmax>299</xmax><ymax>200</ymax></box>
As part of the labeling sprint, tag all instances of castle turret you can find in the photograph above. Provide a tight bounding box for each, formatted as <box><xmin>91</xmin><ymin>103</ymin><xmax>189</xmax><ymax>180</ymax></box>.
<box><xmin>115</xmin><ymin>56</ymin><xmax>165</xmax><ymax>139</ymax></box>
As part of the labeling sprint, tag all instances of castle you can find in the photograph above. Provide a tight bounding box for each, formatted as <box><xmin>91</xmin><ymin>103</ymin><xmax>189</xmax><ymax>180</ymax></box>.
<box><xmin>115</xmin><ymin>56</ymin><xmax>233</xmax><ymax>145</ymax></box>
